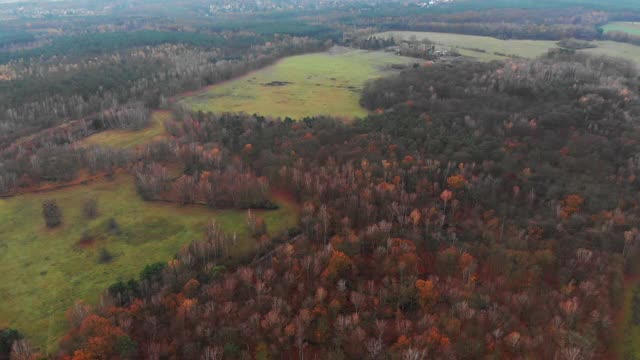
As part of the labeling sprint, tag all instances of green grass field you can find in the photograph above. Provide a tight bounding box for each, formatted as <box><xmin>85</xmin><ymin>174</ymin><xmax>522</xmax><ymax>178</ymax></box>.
<box><xmin>0</xmin><ymin>175</ymin><xmax>297</xmax><ymax>353</ymax></box>
<box><xmin>619</xmin><ymin>279</ymin><xmax>640</xmax><ymax>359</ymax></box>
<box><xmin>581</xmin><ymin>40</ymin><xmax>640</xmax><ymax>63</ymax></box>
<box><xmin>603</xmin><ymin>22</ymin><xmax>640</xmax><ymax>36</ymax></box>
<box><xmin>79</xmin><ymin>110</ymin><xmax>169</xmax><ymax>149</ymax></box>
<box><xmin>377</xmin><ymin>31</ymin><xmax>559</xmax><ymax>61</ymax></box>
<box><xmin>179</xmin><ymin>47</ymin><xmax>416</xmax><ymax>119</ymax></box>
<box><xmin>377</xmin><ymin>31</ymin><xmax>640</xmax><ymax>65</ymax></box>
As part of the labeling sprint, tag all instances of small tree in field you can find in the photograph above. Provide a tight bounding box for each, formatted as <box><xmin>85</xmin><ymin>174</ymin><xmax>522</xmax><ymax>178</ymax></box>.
<box><xmin>83</xmin><ymin>198</ymin><xmax>98</xmax><ymax>219</ymax></box>
<box><xmin>246</xmin><ymin>210</ymin><xmax>267</xmax><ymax>238</ymax></box>
<box><xmin>42</xmin><ymin>200</ymin><xmax>62</xmax><ymax>228</ymax></box>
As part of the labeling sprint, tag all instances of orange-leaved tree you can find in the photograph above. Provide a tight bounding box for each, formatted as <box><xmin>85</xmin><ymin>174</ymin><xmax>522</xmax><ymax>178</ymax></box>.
<box><xmin>446</xmin><ymin>175</ymin><xmax>466</xmax><ymax>190</ymax></box>
<box><xmin>321</xmin><ymin>250</ymin><xmax>354</xmax><ymax>281</ymax></box>
<box><xmin>415</xmin><ymin>279</ymin><xmax>439</xmax><ymax>308</ymax></box>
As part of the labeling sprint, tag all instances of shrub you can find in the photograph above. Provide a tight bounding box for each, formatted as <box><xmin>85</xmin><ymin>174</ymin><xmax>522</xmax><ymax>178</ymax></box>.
<box><xmin>140</xmin><ymin>262</ymin><xmax>166</xmax><ymax>282</ymax></box>
<box><xmin>98</xmin><ymin>248</ymin><xmax>114</xmax><ymax>263</ymax></box>
<box><xmin>116</xmin><ymin>335</ymin><xmax>137</xmax><ymax>357</ymax></box>
<box><xmin>209</xmin><ymin>265</ymin><xmax>226</xmax><ymax>280</ymax></box>
<box><xmin>42</xmin><ymin>200</ymin><xmax>63</xmax><ymax>228</ymax></box>
<box><xmin>106</xmin><ymin>218</ymin><xmax>121</xmax><ymax>235</ymax></box>
<box><xmin>224</xmin><ymin>343</ymin><xmax>240</xmax><ymax>358</ymax></box>
<box><xmin>557</xmin><ymin>38</ymin><xmax>597</xmax><ymax>50</ymax></box>
<box><xmin>83</xmin><ymin>199</ymin><xmax>98</xmax><ymax>219</ymax></box>
<box><xmin>108</xmin><ymin>279</ymin><xmax>140</xmax><ymax>306</ymax></box>
<box><xmin>0</xmin><ymin>328</ymin><xmax>22</xmax><ymax>357</ymax></box>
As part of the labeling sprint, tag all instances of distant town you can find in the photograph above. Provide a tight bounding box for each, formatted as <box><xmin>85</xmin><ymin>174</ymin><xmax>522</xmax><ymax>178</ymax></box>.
<box><xmin>206</xmin><ymin>0</ymin><xmax>454</xmax><ymax>14</ymax></box>
<box><xmin>0</xmin><ymin>0</ymin><xmax>455</xmax><ymax>20</ymax></box>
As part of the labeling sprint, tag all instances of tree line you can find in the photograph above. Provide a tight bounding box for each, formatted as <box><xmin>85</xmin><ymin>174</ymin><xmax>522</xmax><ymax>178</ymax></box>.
<box><xmin>0</xmin><ymin>34</ymin><xmax>328</xmax><ymax>147</ymax></box>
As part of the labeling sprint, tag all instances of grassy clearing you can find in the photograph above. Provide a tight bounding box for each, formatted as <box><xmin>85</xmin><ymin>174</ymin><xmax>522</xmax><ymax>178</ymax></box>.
<box><xmin>179</xmin><ymin>47</ymin><xmax>416</xmax><ymax>119</ymax></box>
<box><xmin>377</xmin><ymin>31</ymin><xmax>640</xmax><ymax>65</ymax></box>
<box><xmin>619</xmin><ymin>279</ymin><xmax>640</xmax><ymax>359</ymax></box>
<box><xmin>377</xmin><ymin>31</ymin><xmax>559</xmax><ymax>61</ymax></box>
<box><xmin>581</xmin><ymin>41</ymin><xmax>640</xmax><ymax>64</ymax></box>
<box><xmin>603</xmin><ymin>22</ymin><xmax>640</xmax><ymax>36</ymax></box>
<box><xmin>79</xmin><ymin>110</ymin><xmax>169</xmax><ymax>149</ymax></box>
<box><xmin>0</xmin><ymin>175</ymin><xmax>297</xmax><ymax>353</ymax></box>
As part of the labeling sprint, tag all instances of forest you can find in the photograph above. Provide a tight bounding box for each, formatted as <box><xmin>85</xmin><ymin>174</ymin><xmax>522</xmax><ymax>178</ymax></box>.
<box><xmin>72</xmin><ymin>53</ymin><xmax>640</xmax><ymax>359</ymax></box>
<box><xmin>2</xmin><ymin>49</ymin><xmax>639</xmax><ymax>359</ymax></box>
<box><xmin>0</xmin><ymin>32</ymin><xmax>36</xmax><ymax>49</ymax></box>
<box><xmin>0</xmin><ymin>33</ymin><xmax>327</xmax><ymax>147</ymax></box>
<box><xmin>2</xmin><ymin>0</ymin><xmax>640</xmax><ymax>359</ymax></box>
<box><xmin>0</xmin><ymin>31</ymin><xmax>267</xmax><ymax>65</ymax></box>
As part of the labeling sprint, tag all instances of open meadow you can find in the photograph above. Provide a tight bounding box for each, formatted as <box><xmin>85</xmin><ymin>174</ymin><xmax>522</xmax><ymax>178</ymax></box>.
<box><xmin>0</xmin><ymin>175</ymin><xmax>298</xmax><ymax>352</ymax></box>
<box><xmin>618</xmin><ymin>278</ymin><xmax>640</xmax><ymax>359</ymax></box>
<box><xmin>581</xmin><ymin>40</ymin><xmax>640</xmax><ymax>63</ymax></box>
<box><xmin>178</xmin><ymin>47</ymin><xmax>416</xmax><ymax>119</ymax></box>
<box><xmin>377</xmin><ymin>31</ymin><xmax>640</xmax><ymax>64</ymax></box>
<box><xmin>79</xmin><ymin>110</ymin><xmax>169</xmax><ymax>149</ymax></box>
<box><xmin>1</xmin><ymin>47</ymin><xmax>415</xmax><ymax>352</ymax></box>
<box><xmin>377</xmin><ymin>31</ymin><xmax>559</xmax><ymax>61</ymax></box>
<box><xmin>603</xmin><ymin>21</ymin><xmax>640</xmax><ymax>36</ymax></box>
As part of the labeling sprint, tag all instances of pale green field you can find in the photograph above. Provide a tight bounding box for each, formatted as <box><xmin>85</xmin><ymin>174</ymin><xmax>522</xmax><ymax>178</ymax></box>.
<box><xmin>581</xmin><ymin>41</ymin><xmax>640</xmax><ymax>64</ymax></box>
<box><xmin>603</xmin><ymin>22</ymin><xmax>640</xmax><ymax>36</ymax></box>
<box><xmin>0</xmin><ymin>175</ymin><xmax>297</xmax><ymax>353</ymax></box>
<box><xmin>619</xmin><ymin>280</ymin><xmax>640</xmax><ymax>359</ymax></box>
<box><xmin>377</xmin><ymin>31</ymin><xmax>640</xmax><ymax>65</ymax></box>
<box><xmin>79</xmin><ymin>110</ymin><xmax>169</xmax><ymax>149</ymax></box>
<box><xmin>179</xmin><ymin>47</ymin><xmax>416</xmax><ymax>119</ymax></box>
<box><xmin>377</xmin><ymin>31</ymin><xmax>559</xmax><ymax>61</ymax></box>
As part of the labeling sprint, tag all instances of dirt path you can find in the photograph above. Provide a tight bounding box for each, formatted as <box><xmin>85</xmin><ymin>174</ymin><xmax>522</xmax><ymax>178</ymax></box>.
<box><xmin>0</xmin><ymin>169</ymin><xmax>124</xmax><ymax>198</ymax></box>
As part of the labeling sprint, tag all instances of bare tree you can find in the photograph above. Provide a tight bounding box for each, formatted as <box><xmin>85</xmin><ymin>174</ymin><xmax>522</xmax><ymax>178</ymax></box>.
<box><xmin>201</xmin><ymin>346</ymin><xmax>223</xmax><ymax>360</ymax></box>
<box><xmin>10</xmin><ymin>339</ymin><xmax>35</xmax><ymax>360</ymax></box>
<box><xmin>365</xmin><ymin>338</ymin><xmax>383</xmax><ymax>359</ymax></box>
<box><xmin>350</xmin><ymin>291</ymin><xmax>365</xmax><ymax>315</ymax></box>
<box><xmin>319</xmin><ymin>205</ymin><xmax>330</xmax><ymax>245</ymax></box>
<box><xmin>403</xmin><ymin>348</ymin><xmax>428</xmax><ymax>360</ymax></box>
